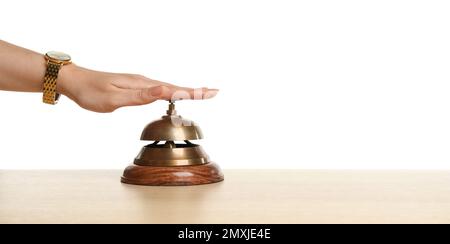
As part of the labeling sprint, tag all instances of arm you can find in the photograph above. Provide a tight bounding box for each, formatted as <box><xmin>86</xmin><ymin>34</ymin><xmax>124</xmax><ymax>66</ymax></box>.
<box><xmin>0</xmin><ymin>40</ymin><xmax>218</xmax><ymax>112</ymax></box>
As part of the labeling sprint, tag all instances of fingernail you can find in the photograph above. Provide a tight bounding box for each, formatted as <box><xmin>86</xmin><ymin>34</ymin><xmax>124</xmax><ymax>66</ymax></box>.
<box><xmin>203</xmin><ymin>89</ymin><xmax>219</xmax><ymax>99</ymax></box>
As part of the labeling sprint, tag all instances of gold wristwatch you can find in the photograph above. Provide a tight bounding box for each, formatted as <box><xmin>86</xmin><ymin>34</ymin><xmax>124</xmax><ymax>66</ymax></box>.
<box><xmin>42</xmin><ymin>51</ymin><xmax>72</xmax><ymax>105</ymax></box>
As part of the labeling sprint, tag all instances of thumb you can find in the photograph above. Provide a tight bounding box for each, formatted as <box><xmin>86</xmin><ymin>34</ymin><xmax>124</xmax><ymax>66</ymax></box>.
<box><xmin>118</xmin><ymin>85</ymin><xmax>167</xmax><ymax>107</ymax></box>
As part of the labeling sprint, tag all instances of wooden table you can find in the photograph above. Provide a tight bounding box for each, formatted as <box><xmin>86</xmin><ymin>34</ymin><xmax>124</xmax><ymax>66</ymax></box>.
<box><xmin>1</xmin><ymin>170</ymin><xmax>450</xmax><ymax>224</ymax></box>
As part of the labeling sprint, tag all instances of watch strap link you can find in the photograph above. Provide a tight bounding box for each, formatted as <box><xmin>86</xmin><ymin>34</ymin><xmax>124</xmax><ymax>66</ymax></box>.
<box><xmin>42</xmin><ymin>61</ymin><xmax>62</xmax><ymax>104</ymax></box>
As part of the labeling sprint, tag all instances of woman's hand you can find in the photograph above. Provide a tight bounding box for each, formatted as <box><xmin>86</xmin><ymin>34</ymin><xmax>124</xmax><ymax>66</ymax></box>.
<box><xmin>0</xmin><ymin>40</ymin><xmax>217</xmax><ymax>113</ymax></box>
<box><xmin>58</xmin><ymin>64</ymin><xmax>218</xmax><ymax>113</ymax></box>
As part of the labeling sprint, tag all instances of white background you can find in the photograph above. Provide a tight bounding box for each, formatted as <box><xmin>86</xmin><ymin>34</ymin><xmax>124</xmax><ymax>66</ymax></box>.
<box><xmin>1</xmin><ymin>0</ymin><xmax>450</xmax><ymax>169</ymax></box>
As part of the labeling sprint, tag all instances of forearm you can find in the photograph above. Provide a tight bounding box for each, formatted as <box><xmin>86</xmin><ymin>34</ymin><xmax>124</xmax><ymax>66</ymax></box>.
<box><xmin>0</xmin><ymin>40</ymin><xmax>48</xmax><ymax>92</ymax></box>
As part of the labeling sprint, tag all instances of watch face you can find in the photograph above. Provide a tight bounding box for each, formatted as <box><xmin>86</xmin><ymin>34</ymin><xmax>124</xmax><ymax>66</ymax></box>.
<box><xmin>46</xmin><ymin>51</ymin><xmax>71</xmax><ymax>62</ymax></box>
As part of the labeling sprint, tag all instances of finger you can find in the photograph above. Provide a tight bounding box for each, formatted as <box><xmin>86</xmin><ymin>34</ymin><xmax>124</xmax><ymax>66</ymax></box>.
<box><xmin>115</xmin><ymin>85</ymin><xmax>219</xmax><ymax>108</ymax></box>
<box><xmin>160</xmin><ymin>86</ymin><xmax>219</xmax><ymax>101</ymax></box>
<box><xmin>112</xmin><ymin>75</ymin><xmax>219</xmax><ymax>100</ymax></box>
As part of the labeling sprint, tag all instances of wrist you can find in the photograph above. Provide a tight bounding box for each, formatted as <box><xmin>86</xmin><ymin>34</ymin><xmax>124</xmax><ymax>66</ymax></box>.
<box><xmin>57</xmin><ymin>63</ymin><xmax>81</xmax><ymax>98</ymax></box>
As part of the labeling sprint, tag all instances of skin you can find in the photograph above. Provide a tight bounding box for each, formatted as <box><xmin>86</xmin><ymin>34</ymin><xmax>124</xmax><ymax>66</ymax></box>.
<box><xmin>0</xmin><ymin>40</ymin><xmax>218</xmax><ymax>113</ymax></box>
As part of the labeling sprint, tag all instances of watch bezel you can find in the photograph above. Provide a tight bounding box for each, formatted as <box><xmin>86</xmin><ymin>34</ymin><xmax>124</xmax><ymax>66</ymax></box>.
<box><xmin>45</xmin><ymin>51</ymin><xmax>72</xmax><ymax>64</ymax></box>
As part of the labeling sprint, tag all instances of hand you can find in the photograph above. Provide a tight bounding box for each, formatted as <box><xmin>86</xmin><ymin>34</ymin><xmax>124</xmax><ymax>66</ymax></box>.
<box><xmin>58</xmin><ymin>64</ymin><xmax>219</xmax><ymax>113</ymax></box>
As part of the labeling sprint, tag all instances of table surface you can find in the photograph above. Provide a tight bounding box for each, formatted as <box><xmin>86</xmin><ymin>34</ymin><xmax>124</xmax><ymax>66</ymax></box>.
<box><xmin>1</xmin><ymin>170</ymin><xmax>450</xmax><ymax>224</ymax></box>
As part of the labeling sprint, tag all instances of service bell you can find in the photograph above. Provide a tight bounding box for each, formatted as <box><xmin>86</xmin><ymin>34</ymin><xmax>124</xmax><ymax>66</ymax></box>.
<box><xmin>121</xmin><ymin>102</ymin><xmax>224</xmax><ymax>186</ymax></box>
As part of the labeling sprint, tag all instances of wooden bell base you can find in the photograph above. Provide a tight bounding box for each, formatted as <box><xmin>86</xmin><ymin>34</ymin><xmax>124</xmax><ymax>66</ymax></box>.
<box><xmin>121</xmin><ymin>162</ymin><xmax>224</xmax><ymax>186</ymax></box>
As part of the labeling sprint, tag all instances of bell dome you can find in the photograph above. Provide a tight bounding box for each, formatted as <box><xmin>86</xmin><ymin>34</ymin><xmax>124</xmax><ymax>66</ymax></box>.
<box><xmin>140</xmin><ymin>102</ymin><xmax>203</xmax><ymax>141</ymax></box>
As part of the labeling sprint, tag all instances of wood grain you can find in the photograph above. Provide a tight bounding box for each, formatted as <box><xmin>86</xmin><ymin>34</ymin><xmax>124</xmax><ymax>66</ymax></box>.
<box><xmin>1</xmin><ymin>170</ymin><xmax>450</xmax><ymax>223</ymax></box>
<box><xmin>121</xmin><ymin>162</ymin><xmax>224</xmax><ymax>186</ymax></box>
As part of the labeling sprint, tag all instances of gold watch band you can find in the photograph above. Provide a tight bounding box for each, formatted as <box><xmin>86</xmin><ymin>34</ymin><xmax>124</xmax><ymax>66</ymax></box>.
<box><xmin>42</xmin><ymin>51</ymin><xmax>71</xmax><ymax>105</ymax></box>
<box><xmin>42</xmin><ymin>60</ymin><xmax>62</xmax><ymax>105</ymax></box>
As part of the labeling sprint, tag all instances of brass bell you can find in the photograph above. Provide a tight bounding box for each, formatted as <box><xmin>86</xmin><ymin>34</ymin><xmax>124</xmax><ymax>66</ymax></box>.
<box><xmin>121</xmin><ymin>101</ymin><xmax>224</xmax><ymax>186</ymax></box>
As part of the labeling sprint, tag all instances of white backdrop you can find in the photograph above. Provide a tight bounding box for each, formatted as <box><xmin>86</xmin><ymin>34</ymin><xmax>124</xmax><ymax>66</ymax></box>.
<box><xmin>1</xmin><ymin>0</ymin><xmax>450</xmax><ymax>169</ymax></box>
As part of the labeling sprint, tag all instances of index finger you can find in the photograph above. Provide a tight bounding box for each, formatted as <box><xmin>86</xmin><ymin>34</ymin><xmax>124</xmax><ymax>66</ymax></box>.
<box><xmin>156</xmin><ymin>86</ymin><xmax>219</xmax><ymax>101</ymax></box>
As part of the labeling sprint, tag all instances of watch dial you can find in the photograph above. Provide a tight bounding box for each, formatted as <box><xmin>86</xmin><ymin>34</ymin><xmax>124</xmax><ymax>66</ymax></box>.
<box><xmin>46</xmin><ymin>51</ymin><xmax>71</xmax><ymax>61</ymax></box>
